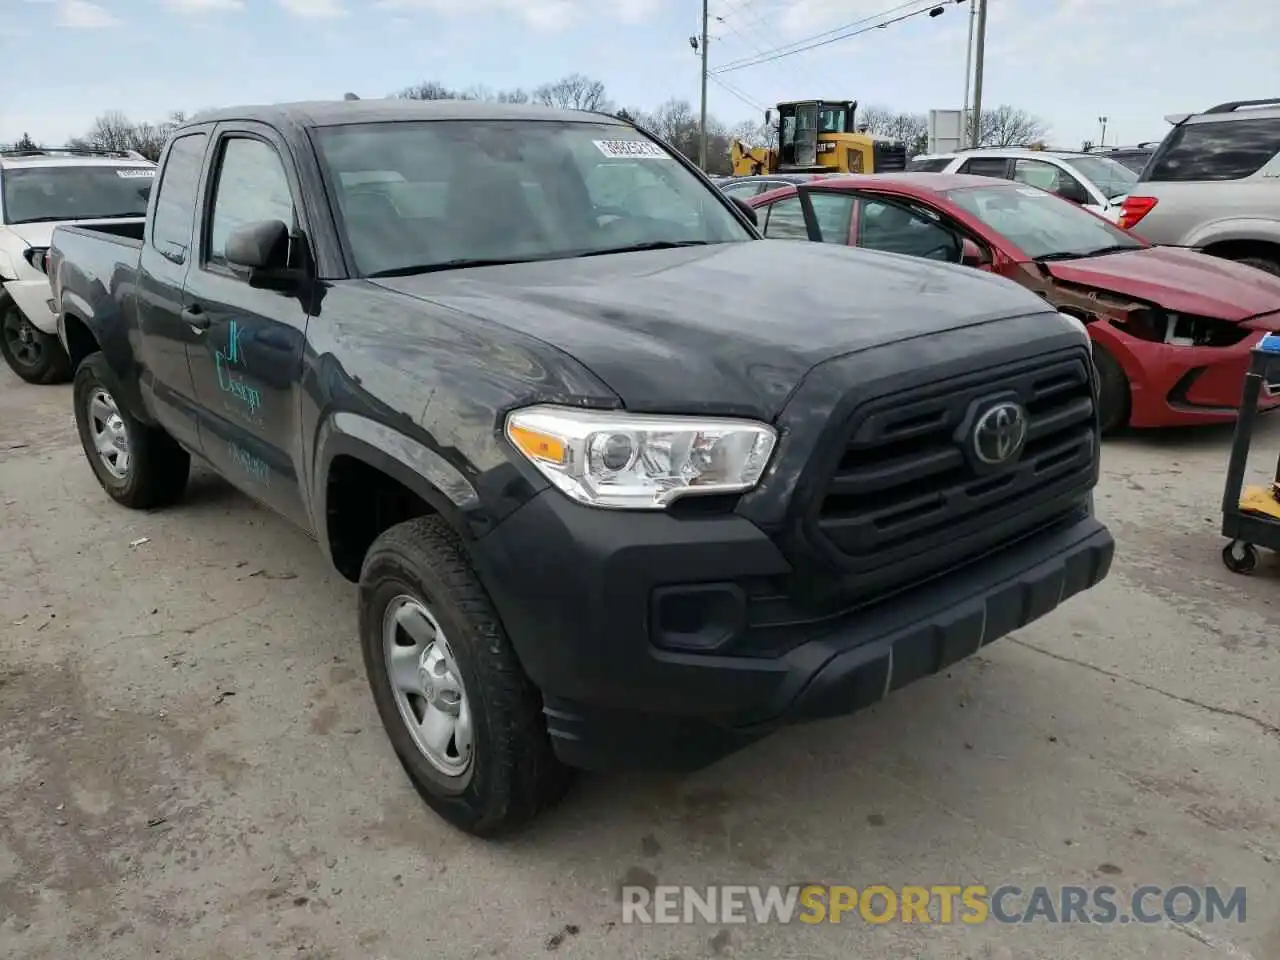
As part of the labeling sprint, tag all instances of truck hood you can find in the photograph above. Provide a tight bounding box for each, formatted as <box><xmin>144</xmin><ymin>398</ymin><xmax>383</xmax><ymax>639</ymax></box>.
<box><xmin>375</xmin><ymin>241</ymin><xmax>1056</xmax><ymax>419</ymax></box>
<box><xmin>1045</xmin><ymin>245</ymin><xmax>1280</xmax><ymax>321</ymax></box>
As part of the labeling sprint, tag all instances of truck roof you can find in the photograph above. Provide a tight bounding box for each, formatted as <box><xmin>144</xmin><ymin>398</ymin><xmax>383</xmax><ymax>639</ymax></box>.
<box><xmin>181</xmin><ymin>99</ymin><xmax>627</xmax><ymax>132</ymax></box>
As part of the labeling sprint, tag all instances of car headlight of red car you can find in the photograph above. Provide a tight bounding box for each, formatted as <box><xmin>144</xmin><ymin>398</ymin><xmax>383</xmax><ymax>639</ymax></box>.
<box><xmin>1112</xmin><ymin>308</ymin><xmax>1251</xmax><ymax>347</ymax></box>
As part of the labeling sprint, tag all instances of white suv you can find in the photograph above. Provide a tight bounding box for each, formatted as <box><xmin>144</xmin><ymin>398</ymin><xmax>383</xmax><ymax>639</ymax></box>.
<box><xmin>0</xmin><ymin>148</ymin><xmax>155</xmax><ymax>383</ymax></box>
<box><xmin>905</xmin><ymin>148</ymin><xmax>1137</xmax><ymax>223</ymax></box>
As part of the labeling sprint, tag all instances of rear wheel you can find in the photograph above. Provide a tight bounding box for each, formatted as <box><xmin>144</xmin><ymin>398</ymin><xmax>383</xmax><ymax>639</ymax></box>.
<box><xmin>1233</xmin><ymin>256</ymin><xmax>1280</xmax><ymax>277</ymax></box>
<box><xmin>1091</xmin><ymin>344</ymin><xmax>1131</xmax><ymax>434</ymax></box>
<box><xmin>73</xmin><ymin>352</ymin><xmax>190</xmax><ymax>509</ymax></box>
<box><xmin>0</xmin><ymin>294</ymin><xmax>71</xmax><ymax>385</ymax></box>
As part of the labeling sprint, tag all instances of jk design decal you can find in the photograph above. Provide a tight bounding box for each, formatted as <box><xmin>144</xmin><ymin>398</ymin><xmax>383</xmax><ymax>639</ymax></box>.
<box><xmin>215</xmin><ymin>319</ymin><xmax>263</xmax><ymax>423</ymax></box>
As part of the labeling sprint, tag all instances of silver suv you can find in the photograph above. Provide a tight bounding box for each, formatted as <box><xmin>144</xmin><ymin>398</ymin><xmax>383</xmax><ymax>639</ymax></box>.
<box><xmin>1120</xmin><ymin>98</ymin><xmax>1280</xmax><ymax>275</ymax></box>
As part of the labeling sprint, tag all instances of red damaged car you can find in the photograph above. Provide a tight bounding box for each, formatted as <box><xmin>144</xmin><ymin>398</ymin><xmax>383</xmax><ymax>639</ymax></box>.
<box><xmin>747</xmin><ymin>173</ymin><xmax>1280</xmax><ymax>431</ymax></box>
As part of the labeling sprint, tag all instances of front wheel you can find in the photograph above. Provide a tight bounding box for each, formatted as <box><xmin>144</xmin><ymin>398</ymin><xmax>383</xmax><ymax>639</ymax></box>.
<box><xmin>0</xmin><ymin>295</ymin><xmax>71</xmax><ymax>384</ymax></box>
<box><xmin>1233</xmin><ymin>256</ymin><xmax>1280</xmax><ymax>277</ymax></box>
<box><xmin>359</xmin><ymin>516</ymin><xmax>570</xmax><ymax>837</ymax></box>
<box><xmin>73</xmin><ymin>352</ymin><xmax>191</xmax><ymax>509</ymax></box>
<box><xmin>1091</xmin><ymin>344</ymin><xmax>1131</xmax><ymax>435</ymax></box>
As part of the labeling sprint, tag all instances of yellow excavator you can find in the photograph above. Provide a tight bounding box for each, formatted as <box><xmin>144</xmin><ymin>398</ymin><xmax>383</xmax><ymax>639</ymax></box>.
<box><xmin>730</xmin><ymin>99</ymin><xmax>909</xmax><ymax>177</ymax></box>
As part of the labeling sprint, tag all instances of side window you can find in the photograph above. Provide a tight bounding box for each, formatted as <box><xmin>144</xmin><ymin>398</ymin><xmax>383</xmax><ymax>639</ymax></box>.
<box><xmin>906</xmin><ymin>157</ymin><xmax>953</xmax><ymax>173</ymax></box>
<box><xmin>762</xmin><ymin>197</ymin><xmax>808</xmax><ymax>240</ymax></box>
<box><xmin>208</xmin><ymin>138</ymin><xmax>295</xmax><ymax>264</ymax></box>
<box><xmin>806</xmin><ymin>192</ymin><xmax>855</xmax><ymax>244</ymax></box>
<box><xmin>1012</xmin><ymin>159</ymin><xmax>1062</xmax><ymax>191</ymax></box>
<box><xmin>957</xmin><ymin>157</ymin><xmax>1010</xmax><ymax>179</ymax></box>
<box><xmin>1146</xmin><ymin>118</ymin><xmax>1280</xmax><ymax>182</ymax></box>
<box><xmin>858</xmin><ymin>197</ymin><xmax>962</xmax><ymax>262</ymax></box>
<box><xmin>150</xmin><ymin>133</ymin><xmax>208</xmax><ymax>262</ymax></box>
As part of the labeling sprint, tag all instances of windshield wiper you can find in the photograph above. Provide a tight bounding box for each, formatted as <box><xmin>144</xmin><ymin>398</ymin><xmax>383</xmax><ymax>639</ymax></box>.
<box><xmin>576</xmin><ymin>240</ymin><xmax>718</xmax><ymax>258</ymax></box>
<box><xmin>1082</xmin><ymin>244</ymin><xmax>1140</xmax><ymax>257</ymax></box>
<box><xmin>1033</xmin><ymin>251</ymin><xmax>1087</xmax><ymax>262</ymax></box>
<box><xmin>367</xmin><ymin>257</ymin><xmax>548</xmax><ymax>278</ymax></box>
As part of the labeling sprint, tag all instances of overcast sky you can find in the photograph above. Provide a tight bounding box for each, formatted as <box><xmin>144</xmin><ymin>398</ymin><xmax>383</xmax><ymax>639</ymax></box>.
<box><xmin>2</xmin><ymin>0</ymin><xmax>1277</xmax><ymax>150</ymax></box>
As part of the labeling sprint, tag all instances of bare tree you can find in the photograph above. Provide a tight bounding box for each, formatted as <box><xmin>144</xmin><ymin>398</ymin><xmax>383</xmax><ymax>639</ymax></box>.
<box><xmin>533</xmin><ymin>73</ymin><xmax>610</xmax><ymax>112</ymax></box>
<box><xmin>86</xmin><ymin>110</ymin><xmax>136</xmax><ymax>152</ymax></box>
<box><xmin>398</xmin><ymin>81</ymin><xmax>533</xmax><ymax>104</ymax></box>
<box><xmin>398</xmin><ymin>81</ymin><xmax>462</xmax><ymax>101</ymax></box>
<box><xmin>977</xmin><ymin>105</ymin><xmax>1048</xmax><ymax>147</ymax></box>
<box><xmin>857</xmin><ymin>105</ymin><xmax>928</xmax><ymax>154</ymax></box>
<box><xmin>13</xmin><ymin>132</ymin><xmax>38</xmax><ymax>151</ymax></box>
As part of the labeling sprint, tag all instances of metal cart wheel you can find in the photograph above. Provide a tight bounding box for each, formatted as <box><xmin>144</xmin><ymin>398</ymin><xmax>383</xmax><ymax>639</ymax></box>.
<box><xmin>1222</xmin><ymin>540</ymin><xmax>1258</xmax><ymax>574</ymax></box>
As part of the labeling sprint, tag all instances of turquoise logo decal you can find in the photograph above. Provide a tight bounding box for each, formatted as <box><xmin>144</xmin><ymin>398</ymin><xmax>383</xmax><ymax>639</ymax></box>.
<box><xmin>215</xmin><ymin>319</ymin><xmax>262</xmax><ymax>415</ymax></box>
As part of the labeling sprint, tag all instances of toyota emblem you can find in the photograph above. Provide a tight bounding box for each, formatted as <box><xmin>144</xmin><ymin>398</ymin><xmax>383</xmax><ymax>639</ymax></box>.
<box><xmin>973</xmin><ymin>402</ymin><xmax>1028</xmax><ymax>465</ymax></box>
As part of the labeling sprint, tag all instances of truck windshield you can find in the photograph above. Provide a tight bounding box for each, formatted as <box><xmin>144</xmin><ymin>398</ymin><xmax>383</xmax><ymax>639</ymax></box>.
<box><xmin>1</xmin><ymin>165</ymin><xmax>154</xmax><ymax>224</ymax></box>
<box><xmin>947</xmin><ymin>182</ymin><xmax>1144</xmax><ymax>261</ymax></box>
<box><xmin>313</xmin><ymin>120</ymin><xmax>753</xmax><ymax>277</ymax></box>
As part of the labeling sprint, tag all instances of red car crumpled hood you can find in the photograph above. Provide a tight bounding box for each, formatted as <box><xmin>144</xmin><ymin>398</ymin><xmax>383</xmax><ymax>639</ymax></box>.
<box><xmin>1046</xmin><ymin>245</ymin><xmax>1280</xmax><ymax>321</ymax></box>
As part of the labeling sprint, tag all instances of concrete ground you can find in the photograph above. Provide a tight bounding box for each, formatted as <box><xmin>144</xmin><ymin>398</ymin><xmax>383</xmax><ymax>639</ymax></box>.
<box><xmin>1</xmin><ymin>362</ymin><xmax>1278</xmax><ymax>960</ymax></box>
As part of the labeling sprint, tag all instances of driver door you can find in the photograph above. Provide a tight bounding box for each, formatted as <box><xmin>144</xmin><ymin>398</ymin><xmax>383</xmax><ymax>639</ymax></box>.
<box><xmin>793</xmin><ymin>102</ymin><xmax>820</xmax><ymax>168</ymax></box>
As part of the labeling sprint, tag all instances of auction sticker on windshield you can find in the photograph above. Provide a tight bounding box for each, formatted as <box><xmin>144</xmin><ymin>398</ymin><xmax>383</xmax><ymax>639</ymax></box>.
<box><xmin>115</xmin><ymin>169</ymin><xmax>155</xmax><ymax>178</ymax></box>
<box><xmin>594</xmin><ymin>140</ymin><xmax>672</xmax><ymax>160</ymax></box>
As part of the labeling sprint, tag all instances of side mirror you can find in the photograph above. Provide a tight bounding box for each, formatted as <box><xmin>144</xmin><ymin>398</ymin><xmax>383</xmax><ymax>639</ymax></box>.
<box><xmin>225</xmin><ymin>219</ymin><xmax>290</xmax><ymax>271</ymax></box>
<box><xmin>960</xmin><ymin>237</ymin><xmax>990</xmax><ymax>267</ymax></box>
<box><xmin>731</xmin><ymin>195</ymin><xmax>759</xmax><ymax>226</ymax></box>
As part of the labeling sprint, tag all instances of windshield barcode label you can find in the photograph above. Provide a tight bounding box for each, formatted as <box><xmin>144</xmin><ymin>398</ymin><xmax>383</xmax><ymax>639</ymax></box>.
<box><xmin>115</xmin><ymin>168</ymin><xmax>155</xmax><ymax>178</ymax></box>
<box><xmin>593</xmin><ymin>140</ymin><xmax>671</xmax><ymax>160</ymax></box>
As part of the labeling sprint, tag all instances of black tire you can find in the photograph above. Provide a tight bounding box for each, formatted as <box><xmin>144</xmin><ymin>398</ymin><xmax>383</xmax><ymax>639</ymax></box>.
<box><xmin>359</xmin><ymin>516</ymin><xmax>570</xmax><ymax>837</ymax></box>
<box><xmin>73</xmin><ymin>352</ymin><xmax>190</xmax><ymax>509</ymax></box>
<box><xmin>1222</xmin><ymin>540</ymin><xmax>1258</xmax><ymax>575</ymax></box>
<box><xmin>1233</xmin><ymin>256</ymin><xmax>1280</xmax><ymax>277</ymax></box>
<box><xmin>0</xmin><ymin>293</ymin><xmax>71</xmax><ymax>385</ymax></box>
<box><xmin>1092</xmin><ymin>344</ymin><xmax>1131</xmax><ymax>435</ymax></box>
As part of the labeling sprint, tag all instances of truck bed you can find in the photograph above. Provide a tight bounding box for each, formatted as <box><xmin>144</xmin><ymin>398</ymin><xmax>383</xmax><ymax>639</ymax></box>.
<box><xmin>58</xmin><ymin>220</ymin><xmax>145</xmax><ymax>246</ymax></box>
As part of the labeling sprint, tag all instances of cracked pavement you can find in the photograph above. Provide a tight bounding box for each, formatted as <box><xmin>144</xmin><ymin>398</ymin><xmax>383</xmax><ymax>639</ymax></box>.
<box><xmin>1</xmin><ymin>363</ymin><xmax>1278</xmax><ymax>959</ymax></box>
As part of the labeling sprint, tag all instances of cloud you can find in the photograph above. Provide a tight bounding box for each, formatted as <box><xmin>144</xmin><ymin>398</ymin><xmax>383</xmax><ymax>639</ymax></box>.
<box><xmin>162</xmin><ymin>0</ymin><xmax>245</xmax><ymax>12</ymax></box>
<box><xmin>57</xmin><ymin>0</ymin><xmax>118</xmax><ymax>27</ymax></box>
<box><xmin>373</xmin><ymin>0</ymin><xmax>661</xmax><ymax>31</ymax></box>
<box><xmin>279</xmin><ymin>0</ymin><xmax>346</xmax><ymax>16</ymax></box>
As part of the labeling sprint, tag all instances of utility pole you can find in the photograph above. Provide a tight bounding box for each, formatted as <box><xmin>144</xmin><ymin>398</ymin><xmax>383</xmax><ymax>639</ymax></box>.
<box><xmin>699</xmin><ymin>0</ymin><xmax>709</xmax><ymax>170</ymax></box>
<box><xmin>961</xmin><ymin>0</ymin><xmax>975</xmax><ymax>147</ymax></box>
<box><xmin>970</xmin><ymin>0</ymin><xmax>988</xmax><ymax>148</ymax></box>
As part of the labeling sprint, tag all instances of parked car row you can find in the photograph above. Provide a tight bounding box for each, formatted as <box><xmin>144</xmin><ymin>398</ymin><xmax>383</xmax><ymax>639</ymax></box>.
<box><xmin>0</xmin><ymin>146</ymin><xmax>156</xmax><ymax>383</ymax></box>
<box><xmin>740</xmin><ymin>173</ymin><xmax>1280</xmax><ymax>432</ymax></box>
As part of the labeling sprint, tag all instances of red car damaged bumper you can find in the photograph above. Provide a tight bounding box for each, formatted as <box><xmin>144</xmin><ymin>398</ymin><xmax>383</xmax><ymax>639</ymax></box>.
<box><xmin>1092</xmin><ymin>320</ymin><xmax>1280</xmax><ymax>428</ymax></box>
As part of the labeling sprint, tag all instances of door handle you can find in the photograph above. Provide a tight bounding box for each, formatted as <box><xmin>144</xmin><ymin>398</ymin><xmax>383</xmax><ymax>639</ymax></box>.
<box><xmin>182</xmin><ymin>303</ymin><xmax>210</xmax><ymax>332</ymax></box>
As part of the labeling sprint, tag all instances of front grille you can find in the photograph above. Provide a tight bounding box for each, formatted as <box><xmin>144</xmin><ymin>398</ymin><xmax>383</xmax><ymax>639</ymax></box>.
<box><xmin>810</xmin><ymin>353</ymin><xmax>1096</xmax><ymax>581</ymax></box>
<box><xmin>873</xmin><ymin>141</ymin><xmax>907</xmax><ymax>172</ymax></box>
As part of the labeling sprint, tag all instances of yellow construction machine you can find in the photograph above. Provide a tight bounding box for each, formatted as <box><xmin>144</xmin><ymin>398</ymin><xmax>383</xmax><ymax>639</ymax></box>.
<box><xmin>730</xmin><ymin>100</ymin><xmax>909</xmax><ymax>177</ymax></box>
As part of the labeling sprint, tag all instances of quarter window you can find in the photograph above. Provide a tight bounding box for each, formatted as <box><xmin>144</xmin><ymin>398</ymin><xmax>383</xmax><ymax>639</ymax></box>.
<box><xmin>1145</xmin><ymin>118</ymin><xmax>1280</xmax><ymax>181</ymax></box>
<box><xmin>150</xmin><ymin>133</ymin><xmax>207</xmax><ymax>262</ymax></box>
<box><xmin>208</xmin><ymin>138</ymin><xmax>295</xmax><ymax>264</ymax></box>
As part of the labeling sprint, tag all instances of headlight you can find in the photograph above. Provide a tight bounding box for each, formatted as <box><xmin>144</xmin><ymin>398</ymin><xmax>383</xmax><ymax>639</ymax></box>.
<box><xmin>1058</xmin><ymin>312</ymin><xmax>1093</xmax><ymax>354</ymax></box>
<box><xmin>504</xmin><ymin>404</ymin><xmax>778</xmax><ymax>509</ymax></box>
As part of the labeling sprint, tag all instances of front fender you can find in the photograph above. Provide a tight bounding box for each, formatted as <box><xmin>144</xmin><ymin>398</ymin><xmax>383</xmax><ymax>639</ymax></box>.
<box><xmin>1185</xmin><ymin>217</ymin><xmax>1280</xmax><ymax>250</ymax></box>
<box><xmin>313</xmin><ymin>412</ymin><xmax>488</xmax><ymax>563</ymax></box>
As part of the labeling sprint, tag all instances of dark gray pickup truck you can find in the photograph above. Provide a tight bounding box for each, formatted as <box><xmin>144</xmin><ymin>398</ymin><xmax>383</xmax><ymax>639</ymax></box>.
<box><xmin>48</xmin><ymin>99</ymin><xmax>1114</xmax><ymax>836</ymax></box>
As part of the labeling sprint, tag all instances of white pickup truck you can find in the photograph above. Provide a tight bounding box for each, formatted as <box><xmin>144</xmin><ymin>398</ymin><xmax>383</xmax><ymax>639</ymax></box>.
<box><xmin>0</xmin><ymin>147</ymin><xmax>155</xmax><ymax>383</ymax></box>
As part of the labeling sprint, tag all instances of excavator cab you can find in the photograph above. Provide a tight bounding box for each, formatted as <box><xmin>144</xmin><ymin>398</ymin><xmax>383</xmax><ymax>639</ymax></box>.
<box><xmin>729</xmin><ymin>98</ymin><xmax>905</xmax><ymax>177</ymax></box>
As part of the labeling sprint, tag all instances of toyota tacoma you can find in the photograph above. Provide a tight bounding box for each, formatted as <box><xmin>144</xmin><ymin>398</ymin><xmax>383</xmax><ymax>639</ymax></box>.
<box><xmin>47</xmin><ymin>99</ymin><xmax>1114</xmax><ymax>836</ymax></box>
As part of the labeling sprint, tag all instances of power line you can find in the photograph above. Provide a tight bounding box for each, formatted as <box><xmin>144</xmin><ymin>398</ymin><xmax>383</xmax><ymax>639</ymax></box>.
<box><xmin>708</xmin><ymin>74</ymin><xmax>767</xmax><ymax>113</ymax></box>
<box><xmin>713</xmin><ymin>0</ymin><xmax>963</xmax><ymax>76</ymax></box>
<box><xmin>712</xmin><ymin>0</ymin><xmax>925</xmax><ymax>72</ymax></box>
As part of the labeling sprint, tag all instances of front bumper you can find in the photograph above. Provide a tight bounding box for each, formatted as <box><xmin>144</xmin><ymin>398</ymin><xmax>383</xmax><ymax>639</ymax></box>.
<box><xmin>1096</xmin><ymin>326</ymin><xmax>1280</xmax><ymax>427</ymax></box>
<box><xmin>2</xmin><ymin>278</ymin><xmax>58</xmax><ymax>335</ymax></box>
<box><xmin>472</xmin><ymin>490</ymin><xmax>1114</xmax><ymax>771</ymax></box>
